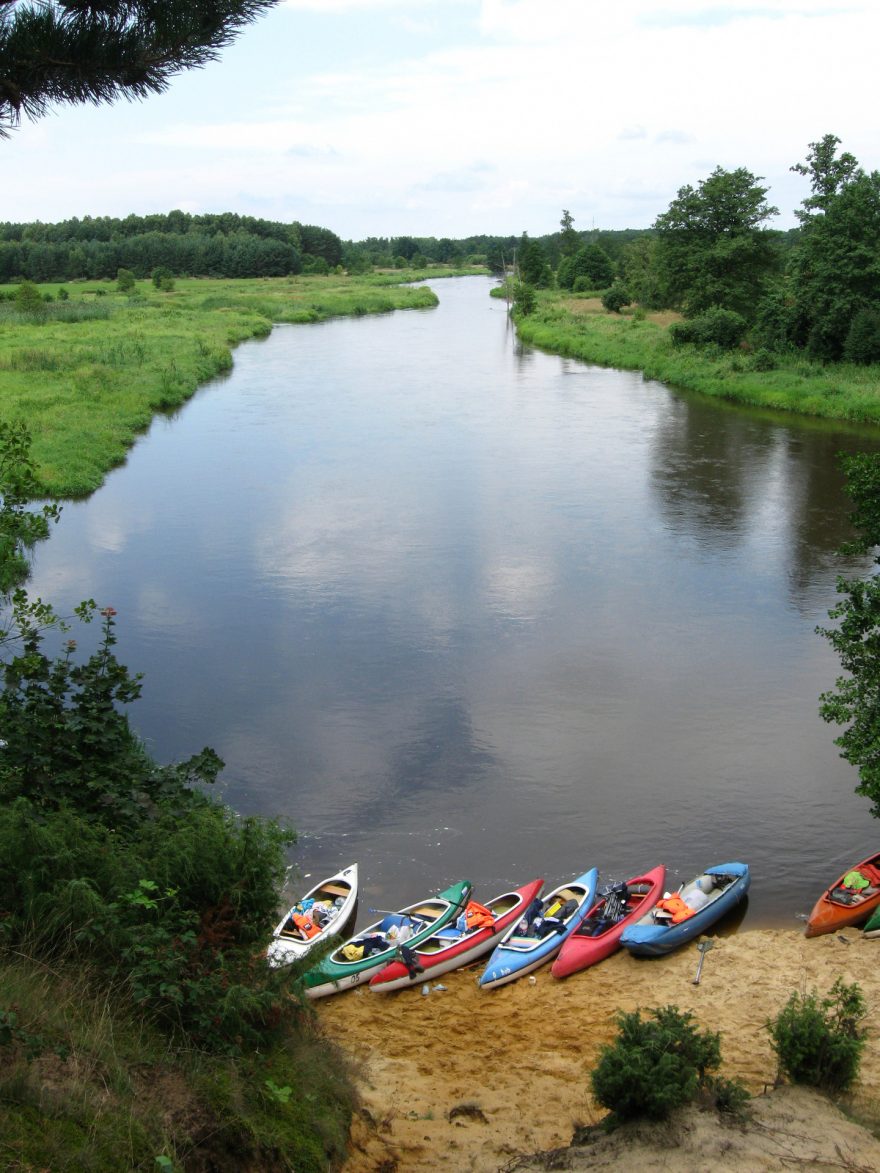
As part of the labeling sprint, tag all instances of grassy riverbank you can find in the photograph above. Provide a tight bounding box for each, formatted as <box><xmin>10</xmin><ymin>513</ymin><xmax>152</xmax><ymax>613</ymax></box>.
<box><xmin>508</xmin><ymin>290</ymin><xmax>880</xmax><ymax>426</ymax></box>
<box><xmin>0</xmin><ymin>270</ymin><xmax>457</xmax><ymax>497</ymax></box>
<box><xmin>0</xmin><ymin>952</ymin><xmax>354</xmax><ymax>1171</ymax></box>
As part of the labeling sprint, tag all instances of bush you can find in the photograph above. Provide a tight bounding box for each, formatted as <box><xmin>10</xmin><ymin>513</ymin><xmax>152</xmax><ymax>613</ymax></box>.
<box><xmin>843</xmin><ymin>307</ymin><xmax>880</xmax><ymax>365</ymax></box>
<box><xmin>591</xmin><ymin>1005</ymin><xmax>721</xmax><ymax>1122</ymax></box>
<box><xmin>708</xmin><ymin>1075</ymin><xmax>751</xmax><ymax>1119</ymax></box>
<box><xmin>512</xmin><ymin>281</ymin><xmax>536</xmax><ymax>317</ymax></box>
<box><xmin>14</xmin><ymin>281</ymin><xmax>44</xmax><ymax>316</ymax></box>
<box><xmin>750</xmin><ymin>347</ymin><xmax>777</xmax><ymax>371</ymax></box>
<box><xmin>670</xmin><ymin>307</ymin><xmax>748</xmax><ymax>350</ymax></box>
<box><xmin>116</xmin><ymin>268</ymin><xmax>136</xmax><ymax>293</ymax></box>
<box><xmin>0</xmin><ymin>569</ymin><xmax>296</xmax><ymax>1052</ymax></box>
<box><xmin>151</xmin><ymin>265</ymin><xmax>174</xmax><ymax>291</ymax></box>
<box><xmin>768</xmin><ymin>978</ymin><xmax>867</xmax><ymax>1094</ymax></box>
<box><xmin>602</xmin><ymin>285</ymin><xmax>632</xmax><ymax>314</ymax></box>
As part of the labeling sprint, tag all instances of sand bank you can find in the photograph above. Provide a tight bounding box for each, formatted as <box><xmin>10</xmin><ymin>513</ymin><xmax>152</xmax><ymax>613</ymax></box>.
<box><xmin>316</xmin><ymin>927</ymin><xmax>880</xmax><ymax>1171</ymax></box>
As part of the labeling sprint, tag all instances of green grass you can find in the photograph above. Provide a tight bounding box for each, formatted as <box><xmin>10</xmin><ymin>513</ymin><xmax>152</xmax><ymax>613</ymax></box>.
<box><xmin>0</xmin><ymin>273</ymin><xmax>443</xmax><ymax>497</ymax></box>
<box><xmin>0</xmin><ymin>953</ymin><xmax>354</xmax><ymax>1172</ymax></box>
<box><xmin>513</xmin><ymin>291</ymin><xmax>880</xmax><ymax>427</ymax></box>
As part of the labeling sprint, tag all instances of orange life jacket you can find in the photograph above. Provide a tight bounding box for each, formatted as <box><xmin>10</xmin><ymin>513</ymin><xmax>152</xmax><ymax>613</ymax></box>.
<box><xmin>655</xmin><ymin>894</ymin><xmax>695</xmax><ymax>924</ymax></box>
<box><xmin>463</xmin><ymin>900</ymin><xmax>495</xmax><ymax>930</ymax></box>
<box><xmin>293</xmin><ymin>912</ymin><xmax>321</xmax><ymax>939</ymax></box>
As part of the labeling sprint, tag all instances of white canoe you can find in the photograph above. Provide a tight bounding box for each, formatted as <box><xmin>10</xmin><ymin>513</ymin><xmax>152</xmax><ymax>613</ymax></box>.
<box><xmin>267</xmin><ymin>863</ymin><xmax>358</xmax><ymax>967</ymax></box>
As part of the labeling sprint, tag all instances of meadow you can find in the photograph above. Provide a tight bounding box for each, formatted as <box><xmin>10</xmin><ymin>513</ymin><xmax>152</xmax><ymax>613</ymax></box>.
<box><xmin>0</xmin><ymin>271</ymin><xmax>450</xmax><ymax>496</ymax></box>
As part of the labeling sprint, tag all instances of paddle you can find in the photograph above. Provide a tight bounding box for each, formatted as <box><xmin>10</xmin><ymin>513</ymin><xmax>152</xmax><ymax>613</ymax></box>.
<box><xmin>692</xmin><ymin>939</ymin><xmax>714</xmax><ymax>985</ymax></box>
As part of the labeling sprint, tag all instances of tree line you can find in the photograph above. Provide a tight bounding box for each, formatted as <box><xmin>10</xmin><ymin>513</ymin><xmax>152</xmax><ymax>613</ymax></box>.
<box><xmin>0</xmin><ymin>211</ymin><xmax>343</xmax><ymax>282</ymax></box>
<box><xmin>512</xmin><ymin>135</ymin><xmax>880</xmax><ymax>366</ymax></box>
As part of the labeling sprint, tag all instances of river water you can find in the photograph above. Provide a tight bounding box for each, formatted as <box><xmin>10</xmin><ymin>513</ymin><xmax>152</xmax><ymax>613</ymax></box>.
<box><xmin>28</xmin><ymin>276</ymin><xmax>880</xmax><ymax>927</ymax></box>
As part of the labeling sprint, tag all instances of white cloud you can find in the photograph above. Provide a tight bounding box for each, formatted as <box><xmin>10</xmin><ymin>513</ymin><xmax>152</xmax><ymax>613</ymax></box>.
<box><xmin>6</xmin><ymin>0</ymin><xmax>880</xmax><ymax>236</ymax></box>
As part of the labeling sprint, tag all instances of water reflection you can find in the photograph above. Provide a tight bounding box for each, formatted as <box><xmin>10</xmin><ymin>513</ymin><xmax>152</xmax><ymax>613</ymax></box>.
<box><xmin>650</xmin><ymin>393</ymin><xmax>871</xmax><ymax>612</ymax></box>
<box><xmin>27</xmin><ymin>276</ymin><xmax>880</xmax><ymax>925</ymax></box>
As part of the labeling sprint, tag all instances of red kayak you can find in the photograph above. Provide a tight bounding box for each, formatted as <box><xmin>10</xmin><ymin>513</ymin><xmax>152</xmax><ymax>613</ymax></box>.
<box><xmin>551</xmin><ymin>865</ymin><xmax>666</xmax><ymax>979</ymax></box>
<box><xmin>369</xmin><ymin>878</ymin><xmax>544</xmax><ymax>993</ymax></box>
<box><xmin>805</xmin><ymin>851</ymin><xmax>880</xmax><ymax>938</ymax></box>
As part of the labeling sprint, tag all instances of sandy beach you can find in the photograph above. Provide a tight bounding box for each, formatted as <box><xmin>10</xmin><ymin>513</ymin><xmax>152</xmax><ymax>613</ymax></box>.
<box><xmin>316</xmin><ymin>926</ymin><xmax>880</xmax><ymax>1171</ymax></box>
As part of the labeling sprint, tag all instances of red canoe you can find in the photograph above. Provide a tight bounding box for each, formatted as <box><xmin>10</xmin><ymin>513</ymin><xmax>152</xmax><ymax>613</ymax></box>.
<box><xmin>551</xmin><ymin>865</ymin><xmax>666</xmax><ymax>979</ymax></box>
<box><xmin>369</xmin><ymin>878</ymin><xmax>544</xmax><ymax>993</ymax></box>
<box><xmin>805</xmin><ymin>851</ymin><xmax>880</xmax><ymax>938</ymax></box>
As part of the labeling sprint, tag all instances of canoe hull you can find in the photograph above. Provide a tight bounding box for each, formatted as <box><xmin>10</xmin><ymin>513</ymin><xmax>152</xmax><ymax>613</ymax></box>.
<box><xmin>369</xmin><ymin>879</ymin><xmax>545</xmax><ymax>993</ymax></box>
<box><xmin>551</xmin><ymin>865</ymin><xmax>665</xmax><ymax>979</ymax></box>
<box><xmin>302</xmin><ymin>880</ymin><xmax>472</xmax><ymax>999</ymax></box>
<box><xmin>620</xmin><ymin>862</ymin><xmax>750</xmax><ymax>957</ymax></box>
<box><xmin>805</xmin><ymin>852</ymin><xmax>880</xmax><ymax>938</ymax></box>
<box><xmin>267</xmin><ymin>863</ymin><xmax>358</xmax><ymax>968</ymax></box>
<box><xmin>479</xmin><ymin>869</ymin><xmax>599</xmax><ymax>990</ymax></box>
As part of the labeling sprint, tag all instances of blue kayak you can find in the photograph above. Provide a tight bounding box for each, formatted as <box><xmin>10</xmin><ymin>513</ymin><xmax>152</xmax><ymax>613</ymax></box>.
<box><xmin>619</xmin><ymin>862</ymin><xmax>750</xmax><ymax>957</ymax></box>
<box><xmin>479</xmin><ymin>869</ymin><xmax>598</xmax><ymax>990</ymax></box>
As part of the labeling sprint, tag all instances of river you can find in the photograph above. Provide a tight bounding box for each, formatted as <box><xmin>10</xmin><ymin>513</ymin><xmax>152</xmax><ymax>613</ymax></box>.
<box><xmin>28</xmin><ymin>275</ymin><xmax>880</xmax><ymax>926</ymax></box>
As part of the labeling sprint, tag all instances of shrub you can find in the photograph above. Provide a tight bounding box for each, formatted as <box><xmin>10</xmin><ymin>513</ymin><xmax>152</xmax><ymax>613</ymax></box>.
<box><xmin>750</xmin><ymin>347</ymin><xmax>777</xmax><ymax>371</ymax></box>
<box><xmin>843</xmin><ymin>307</ymin><xmax>880</xmax><ymax>365</ymax></box>
<box><xmin>591</xmin><ymin>1005</ymin><xmax>721</xmax><ymax>1122</ymax></box>
<box><xmin>768</xmin><ymin>978</ymin><xmax>867</xmax><ymax>1094</ymax></box>
<box><xmin>572</xmin><ymin>276</ymin><xmax>594</xmax><ymax>294</ymax></box>
<box><xmin>116</xmin><ymin>268</ymin><xmax>136</xmax><ymax>293</ymax></box>
<box><xmin>602</xmin><ymin>285</ymin><xmax>632</xmax><ymax>314</ymax></box>
<box><xmin>512</xmin><ymin>281</ymin><xmax>536</xmax><ymax>317</ymax></box>
<box><xmin>14</xmin><ymin>281</ymin><xmax>44</xmax><ymax>316</ymax></box>
<box><xmin>670</xmin><ymin>308</ymin><xmax>748</xmax><ymax>350</ymax></box>
<box><xmin>708</xmin><ymin>1074</ymin><xmax>751</xmax><ymax>1119</ymax></box>
<box><xmin>151</xmin><ymin>266</ymin><xmax>174</xmax><ymax>290</ymax></box>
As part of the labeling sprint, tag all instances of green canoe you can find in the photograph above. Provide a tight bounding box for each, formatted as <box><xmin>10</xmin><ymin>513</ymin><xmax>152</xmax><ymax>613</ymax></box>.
<box><xmin>302</xmin><ymin>879</ymin><xmax>472</xmax><ymax>999</ymax></box>
<box><xmin>864</xmin><ymin>903</ymin><xmax>880</xmax><ymax>936</ymax></box>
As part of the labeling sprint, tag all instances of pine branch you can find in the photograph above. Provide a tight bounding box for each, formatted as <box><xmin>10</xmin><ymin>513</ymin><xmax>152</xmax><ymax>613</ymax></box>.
<box><xmin>0</xmin><ymin>0</ymin><xmax>279</xmax><ymax>135</ymax></box>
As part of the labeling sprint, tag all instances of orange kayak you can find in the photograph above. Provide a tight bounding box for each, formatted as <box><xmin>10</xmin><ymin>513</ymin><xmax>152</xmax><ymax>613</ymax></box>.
<box><xmin>805</xmin><ymin>851</ymin><xmax>880</xmax><ymax>938</ymax></box>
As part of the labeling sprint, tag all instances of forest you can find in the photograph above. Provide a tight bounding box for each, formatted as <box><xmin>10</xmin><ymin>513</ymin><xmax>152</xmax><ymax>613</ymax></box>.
<box><xmin>0</xmin><ymin>211</ymin><xmax>344</xmax><ymax>282</ymax></box>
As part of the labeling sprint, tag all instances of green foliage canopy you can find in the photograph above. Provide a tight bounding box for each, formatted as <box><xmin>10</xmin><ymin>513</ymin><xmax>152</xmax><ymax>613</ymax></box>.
<box><xmin>653</xmin><ymin>166</ymin><xmax>781</xmax><ymax>320</ymax></box>
<box><xmin>558</xmin><ymin>209</ymin><xmax>578</xmax><ymax>258</ymax></box>
<box><xmin>0</xmin><ymin>419</ymin><xmax>58</xmax><ymax>593</ymax></box>
<box><xmin>819</xmin><ymin>452</ymin><xmax>880</xmax><ymax>814</ymax></box>
<box><xmin>518</xmin><ymin>235</ymin><xmax>551</xmax><ymax>287</ymax></box>
<box><xmin>786</xmin><ymin>137</ymin><xmax>880</xmax><ymax>360</ymax></box>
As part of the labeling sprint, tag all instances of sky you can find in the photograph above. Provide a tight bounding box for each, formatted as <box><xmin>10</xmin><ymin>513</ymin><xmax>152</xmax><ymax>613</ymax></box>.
<box><xmin>4</xmin><ymin>0</ymin><xmax>880</xmax><ymax>242</ymax></box>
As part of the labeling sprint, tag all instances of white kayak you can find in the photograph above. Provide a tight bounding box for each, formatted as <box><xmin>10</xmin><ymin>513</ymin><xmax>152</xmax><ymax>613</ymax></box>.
<box><xmin>267</xmin><ymin>863</ymin><xmax>358</xmax><ymax>967</ymax></box>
